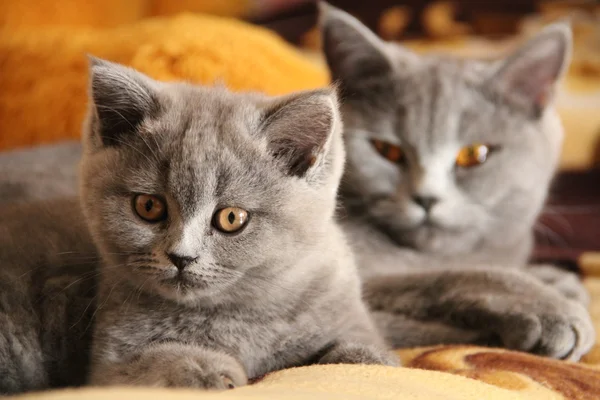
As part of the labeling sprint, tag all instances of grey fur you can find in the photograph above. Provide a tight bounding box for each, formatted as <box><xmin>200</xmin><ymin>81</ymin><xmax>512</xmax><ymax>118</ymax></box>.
<box><xmin>0</xmin><ymin>60</ymin><xmax>395</xmax><ymax>394</ymax></box>
<box><xmin>320</xmin><ymin>4</ymin><xmax>594</xmax><ymax>360</ymax></box>
<box><xmin>0</xmin><ymin>142</ymin><xmax>81</xmax><ymax>205</ymax></box>
<box><xmin>0</xmin><ymin>198</ymin><xmax>97</xmax><ymax>393</ymax></box>
<box><xmin>0</xmin><ymin>5</ymin><xmax>593</xmax><ymax>369</ymax></box>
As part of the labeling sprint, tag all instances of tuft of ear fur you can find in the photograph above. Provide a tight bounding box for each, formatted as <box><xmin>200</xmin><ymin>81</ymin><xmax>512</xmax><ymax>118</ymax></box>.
<box><xmin>489</xmin><ymin>23</ymin><xmax>572</xmax><ymax>117</ymax></box>
<box><xmin>319</xmin><ymin>3</ymin><xmax>392</xmax><ymax>86</ymax></box>
<box><xmin>87</xmin><ymin>56</ymin><xmax>160</xmax><ymax>147</ymax></box>
<box><xmin>261</xmin><ymin>89</ymin><xmax>339</xmax><ymax>178</ymax></box>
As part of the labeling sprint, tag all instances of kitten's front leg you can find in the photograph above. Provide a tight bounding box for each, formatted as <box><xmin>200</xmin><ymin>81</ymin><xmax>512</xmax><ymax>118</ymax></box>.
<box><xmin>90</xmin><ymin>342</ymin><xmax>247</xmax><ymax>390</ymax></box>
<box><xmin>318</xmin><ymin>306</ymin><xmax>399</xmax><ymax>367</ymax></box>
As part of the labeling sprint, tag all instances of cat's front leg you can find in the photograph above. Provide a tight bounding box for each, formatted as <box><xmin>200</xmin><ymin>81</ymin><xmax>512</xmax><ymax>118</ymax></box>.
<box><xmin>89</xmin><ymin>342</ymin><xmax>247</xmax><ymax>390</ymax></box>
<box><xmin>527</xmin><ymin>264</ymin><xmax>590</xmax><ymax>305</ymax></box>
<box><xmin>364</xmin><ymin>268</ymin><xmax>595</xmax><ymax>361</ymax></box>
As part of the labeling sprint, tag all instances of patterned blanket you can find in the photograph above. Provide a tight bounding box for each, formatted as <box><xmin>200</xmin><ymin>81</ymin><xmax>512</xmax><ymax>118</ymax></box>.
<box><xmin>13</xmin><ymin>348</ymin><xmax>600</xmax><ymax>399</ymax></box>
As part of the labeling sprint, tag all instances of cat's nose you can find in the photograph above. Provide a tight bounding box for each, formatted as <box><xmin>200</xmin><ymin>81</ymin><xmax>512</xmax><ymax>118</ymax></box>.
<box><xmin>412</xmin><ymin>195</ymin><xmax>439</xmax><ymax>213</ymax></box>
<box><xmin>166</xmin><ymin>253</ymin><xmax>198</xmax><ymax>271</ymax></box>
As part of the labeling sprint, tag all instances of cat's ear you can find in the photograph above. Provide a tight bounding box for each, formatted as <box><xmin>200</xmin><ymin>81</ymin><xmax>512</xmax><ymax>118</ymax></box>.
<box><xmin>489</xmin><ymin>23</ymin><xmax>572</xmax><ymax>117</ymax></box>
<box><xmin>87</xmin><ymin>57</ymin><xmax>160</xmax><ymax>147</ymax></box>
<box><xmin>260</xmin><ymin>89</ymin><xmax>340</xmax><ymax>178</ymax></box>
<box><xmin>319</xmin><ymin>3</ymin><xmax>393</xmax><ymax>86</ymax></box>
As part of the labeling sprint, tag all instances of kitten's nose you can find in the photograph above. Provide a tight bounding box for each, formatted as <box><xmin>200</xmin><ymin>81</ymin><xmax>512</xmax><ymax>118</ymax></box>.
<box><xmin>166</xmin><ymin>253</ymin><xmax>198</xmax><ymax>271</ymax></box>
<box><xmin>412</xmin><ymin>195</ymin><xmax>439</xmax><ymax>213</ymax></box>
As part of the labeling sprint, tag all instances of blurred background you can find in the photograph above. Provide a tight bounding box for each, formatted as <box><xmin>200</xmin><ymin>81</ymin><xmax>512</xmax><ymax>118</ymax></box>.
<box><xmin>1</xmin><ymin>0</ymin><xmax>599</xmax><ymax>167</ymax></box>
<box><xmin>1</xmin><ymin>0</ymin><xmax>599</xmax><ymax>265</ymax></box>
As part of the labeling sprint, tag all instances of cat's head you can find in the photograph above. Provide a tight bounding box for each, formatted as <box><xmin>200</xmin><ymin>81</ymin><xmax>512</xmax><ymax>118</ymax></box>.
<box><xmin>321</xmin><ymin>4</ymin><xmax>568</xmax><ymax>255</ymax></box>
<box><xmin>80</xmin><ymin>58</ymin><xmax>343</xmax><ymax>303</ymax></box>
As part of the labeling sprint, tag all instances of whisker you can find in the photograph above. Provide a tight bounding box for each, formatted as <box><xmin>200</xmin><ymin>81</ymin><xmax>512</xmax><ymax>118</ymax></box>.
<box><xmin>71</xmin><ymin>294</ymin><xmax>99</xmax><ymax>332</ymax></box>
<box><xmin>534</xmin><ymin>221</ymin><xmax>569</xmax><ymax>248</ymax></box>
<box><xmin>137</xmin><ymin>127</ymin><xmax>161</xmax><ymax>164</ymax></box>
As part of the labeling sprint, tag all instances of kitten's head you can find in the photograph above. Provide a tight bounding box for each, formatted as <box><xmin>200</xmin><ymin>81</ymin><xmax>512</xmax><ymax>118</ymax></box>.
<box><xmin>80</xmin><ymin>58</ymin><xmax>343</xmax><ymax>303</ymax></box>
<box><xmin>321</xmin><ymin>5</ymin><xmax>569</xmax><ymax>256</ymax></box>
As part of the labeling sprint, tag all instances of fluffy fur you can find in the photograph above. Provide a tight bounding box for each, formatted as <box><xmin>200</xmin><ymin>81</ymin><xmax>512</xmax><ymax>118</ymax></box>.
<box><xmin>0</xmin><ymin>5</ymin><xmax>595</xmax><ymax>368</ymax></box>
<box><xmin>0</xmin><ymin>59</ymin><xmax>395</xmax><ymax>394</ymax></box>
<box><xmin>320</xmin><ymin>3</ymin><xmax>594</xmax><ymax>360</ymax></box>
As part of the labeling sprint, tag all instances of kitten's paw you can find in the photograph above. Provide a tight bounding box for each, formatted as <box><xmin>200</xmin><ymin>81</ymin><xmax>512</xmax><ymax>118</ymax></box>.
<box><xmin>155</xmin><ymin>355</ymin><xmax>247</xmax><ymax>390</ymax></box>
<box><xmin>318</xmin><ymin>342</ymin><xmax>399</xmax><ymax>366</ymax></box>
<box><xmin>528</xmin><ymin>264</ymin><xmax>590</xmax><ymax>305</ymax></box>
<box><xmin>92</xmin><ymin>344</ymin><xmax>247</xmax><ymax>390</ymax></box>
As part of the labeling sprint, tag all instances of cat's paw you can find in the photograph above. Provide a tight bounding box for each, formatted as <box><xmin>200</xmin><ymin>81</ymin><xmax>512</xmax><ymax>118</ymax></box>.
<box><xmin>527</xmin><ymin>264</ymin><xmax>590</xmax><ymax>305</ymax></box>
<box><xmin>496</xmin><ymin>298</ymin><xmax>594</xmax><ymax>361</ymax></box>
<box><xmin>433</xmin><ymin>270</ymin><xmax>596</xmax><ymax>361</ymax></box>
<box><xmin>467</xmin><ymin>281</ymin><xmax>596</xmax><ymax>361</ymax></box>
<box><xmin>318</xmin><ymin>342</ymin><xmax>399</xmax><ymax>366</ymax></box>
<box><xmin>365</xmin><ymin>269</ymin><xmax>595</xmax><ymax>360</ymax></box>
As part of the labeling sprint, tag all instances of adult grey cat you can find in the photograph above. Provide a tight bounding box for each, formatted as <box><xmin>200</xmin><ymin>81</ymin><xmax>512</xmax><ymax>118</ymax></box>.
<box><xmin>0</xmin><ymin>58</ymin><xmax>396</xmax><ymax>394</ymax></box>
<box><xmin>320</xmin><ymin>4</ymin><xmax>595</xmax><ymax>360</ymax></box>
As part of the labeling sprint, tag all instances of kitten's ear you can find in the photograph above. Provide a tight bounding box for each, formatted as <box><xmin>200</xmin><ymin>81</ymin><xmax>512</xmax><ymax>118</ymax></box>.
<box><xmin>319</xmin><ymin>3</ymin><xmax>393</xmax><ymax>86</ymax></box>
<box><xmin>489</xmin><ymin>23</ymin><xmax>572</xmax><ymax>116</ymax></box>
<box><xmin>261</xmin><ymin>89</ymin><xmax>340</xmax><ymax>178</ymax></box>
<box><xmin>87</xmin><ymin>57</ymin><xmax>160</xmax><ymax>147</ymax></box>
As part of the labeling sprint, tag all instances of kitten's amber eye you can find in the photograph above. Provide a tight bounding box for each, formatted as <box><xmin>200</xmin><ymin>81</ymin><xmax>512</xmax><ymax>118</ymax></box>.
<box><xmin>456</xmin><ymin>144</ymin><xmax>491</xmax><ymax>168</ymax></box>
<box><xmin>370</xmin><ymin>139</ymin><xmax>405</xmax><ymax>165</ymax></box>
<box><xmin>213</xmin><ymin>207</ymin><xmax>249</xmax><ymax>234</ymax></box>
<box><xmin>133</xmin><ymin>194</ymin><xmax>167</xmax><ymax>222</ymax></box>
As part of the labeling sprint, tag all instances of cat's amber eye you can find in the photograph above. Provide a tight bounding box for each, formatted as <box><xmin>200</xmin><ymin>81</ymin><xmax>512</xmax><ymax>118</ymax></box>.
<box><xmin>370</xmin><ymin>139</ymin><xmax>405</xmax><ymax>165</ymax></box>
<box><xmin>133</xmin><ymin>194</ymin><xmax>167</xmax><ymax>222</ymax></box>
<box><xmin>456</xmin><ymin>144</ymin><xmax>492</xmax><ymax>168</ymax></box>
<box><xmin>213</xmin><ymin>207</ymin><xmax>249</xmax><ymax>234</ymax></box>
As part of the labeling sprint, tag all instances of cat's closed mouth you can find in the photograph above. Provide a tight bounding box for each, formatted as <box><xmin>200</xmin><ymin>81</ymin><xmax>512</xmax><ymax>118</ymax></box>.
<box><xmin>161</xmin><ymin>272</ymin><xmax>210</xmax><ymax>290</ymax></box>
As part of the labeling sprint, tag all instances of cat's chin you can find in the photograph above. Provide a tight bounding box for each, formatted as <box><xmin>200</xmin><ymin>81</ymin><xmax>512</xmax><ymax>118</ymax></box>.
<box><xmin>407</xmin><ymin>224</ymin><xmax>481</xmax><ymax>255</ymax></box>
<box><xmin>382</xmin><ymin>221</ymin><xmax>480</xmax><ymax>256</ymax></box>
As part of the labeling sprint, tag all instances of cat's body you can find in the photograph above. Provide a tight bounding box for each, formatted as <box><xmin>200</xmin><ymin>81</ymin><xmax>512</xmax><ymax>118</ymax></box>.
<box><xmin>0</xmin><ymin>59</ymin><xmax>395</xmax><ymax>395</ymax></box>
<box><xmin>0</xmin><ymin>142</ymin><xmax>80</xmax><ymax>205</ymax></box>
<box><xmin>0</xmin><ymin>199</ymin><xmax>96</xmax><ymax>392</ymax></box>
<box><xmin>320</xmin><ymin>4</ymin><xmax>595</xmax><ymax>359</ymax></box>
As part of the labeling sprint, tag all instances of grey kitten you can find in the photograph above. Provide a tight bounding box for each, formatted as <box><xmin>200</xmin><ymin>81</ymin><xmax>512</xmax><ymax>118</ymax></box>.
<box><xmin>0</xmin><ymin>59</ymin><xmax>396</xmax><ymax>394</ymax></box>
<box><xmin>320</xmin><ymin>4</ymin><xmax>595</xmax><ymax>360</ymax></box>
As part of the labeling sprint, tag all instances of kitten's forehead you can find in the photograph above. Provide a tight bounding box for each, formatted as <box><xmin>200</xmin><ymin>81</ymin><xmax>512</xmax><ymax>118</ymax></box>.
<box><xmin>144</xmin><ymin>86</ymin><xmax>276</xmax><ymax>218</ymax></box>
<box><xmin>161</xmin><ymin>85</ymin><xmax>261</xmax><ymax>141</ymax></box>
